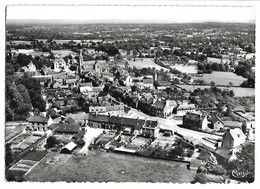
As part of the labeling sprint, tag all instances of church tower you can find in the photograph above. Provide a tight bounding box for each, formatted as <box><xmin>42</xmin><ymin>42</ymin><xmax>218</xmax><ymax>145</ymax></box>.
<box><xmin>78</xmin><ymin>49</ymin><xmax>84</xmax><ymax>74</ymax></box>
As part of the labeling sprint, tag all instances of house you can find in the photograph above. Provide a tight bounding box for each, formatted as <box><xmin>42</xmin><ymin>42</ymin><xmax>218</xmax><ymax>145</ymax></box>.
<box><xmin>222</xmin><ymin>121</ymin><xmax>241</xmax><ymax>130</ymax></box>
<box><xmin>27</xmin><ymin>115</ymin><xmax>49</xmax><ymax>132</ymax></box>
<box><xmin>213</xmin><ymin>148</ymin><xmax>233</xmax><ymax>167</ymax></box>
<box><xmin>54</xmin><ymin>123</ymin><xmax>80</xmax><ymax>134</ymax></box>
<box><xmin>65</xmin><ymin>113</ymin><xmax>89</xmax><ymax>125</ymax></box>
<box><xmin>87</xmin><ymin>114</ymin><xmax>159</xmax><ymax>137</ymax></box>
<box><xmin>182</xmin><ymin>112</ymin><xmax>208</xmax><ymax>131</ymax></box>
<box><xmin>21</xmin><ymin>61</ymin><xmax>37</xmax><ymax>73</ymax></box>
<box><xmin>51</xmin><ymin>81</ymin><xmax>68</xmax><ymax>89</ymax></box>
<box><xmin>60</xmin><ymin>142</ymin><xmax>77</xmax><ymax>154</ymax></box>
<box><xmin>142</xmin><ymin>120</ymin><xmax>160</xmax><ymax>138</ymax></box>
<box><xmin>72</xmin><ymin>130</ymin><xmax>86</xmax><ymax>146</ymax></box>
<box><xmin>208</xmin><ymin>114</ymin><xmax>224</xmax><ymax>131</ymax></box>
<box><xmin>174</xmin><ymin>104</ymin><xmax>196</xmax><ymax>116</ymax></box>
<box><xmin>222</xmin><ymin>128</ymin><xmax>246</xmax><ymax>149</ymax></box>
<box><xmin>151</xmin><ymin>99</ymin><xmax>177</xmax><ymax>118</ymax></box>
<box><xmin>137</xmin><ymin>97</ymin><xmax>154</xmax><ymax>115</ymax></box>
<box><xmin>143</xmin><ymin>78</ymin><xmax>154</xmax><ymax>89</ymax></box>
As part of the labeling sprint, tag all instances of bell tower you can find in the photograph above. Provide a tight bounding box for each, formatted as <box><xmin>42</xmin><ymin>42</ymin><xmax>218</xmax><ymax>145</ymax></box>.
<box><xmin>78</xmin><ymin>49</ymin><xmax>84</xmax><ymax>74</ymax></box>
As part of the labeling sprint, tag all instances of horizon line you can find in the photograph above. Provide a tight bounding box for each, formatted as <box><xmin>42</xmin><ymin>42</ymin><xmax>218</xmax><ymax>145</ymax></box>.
<box><xmin>6</xmin><ymin>19</ymin><xmax>255</xmax><ymax>25</ymax></box>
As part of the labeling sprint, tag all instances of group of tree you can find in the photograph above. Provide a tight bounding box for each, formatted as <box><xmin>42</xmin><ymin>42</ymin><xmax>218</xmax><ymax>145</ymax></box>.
<box><xmin>5</xmin><ymin>74</ymin><xmax>46</xmax><ymax>121</ymax></box>
<box><xmin>197</xmin><ymin>62</ymin><xmax>229</xmax><ymax>73</ymax></box>
<box><xmin>235</xmin><ymin>60</ymin><xmax>255</xmax><ymax>88</ymax></box>
<box><xmin>190</xmin><ymin>86</ymin><xmax>235</xmax><ymax>110</ymax></box>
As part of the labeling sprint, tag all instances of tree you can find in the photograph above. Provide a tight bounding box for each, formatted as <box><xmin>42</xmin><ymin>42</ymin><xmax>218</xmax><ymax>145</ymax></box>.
<box><xmin>210</xmin><ymin>81</ymin><xmax>216</xmax><ymax>86</ymax></box>
<box><xmin>46</xmin><ymin>136</ymin><xmax>59</xmax><ymax>148</ymax></box>
<box><xmin>5</xmin><ymin>143</ymin><xmax>15</xmax><ymax>168</ymax></box>
<box><xmin>132</xmin><ymin>49</ymin><xmax>138</xmax><ymax>61</ymax></box>
<box><xmin>231</xmin><ymin>143</ymin><xmax>255</xmax><ymax>182</ymax></box>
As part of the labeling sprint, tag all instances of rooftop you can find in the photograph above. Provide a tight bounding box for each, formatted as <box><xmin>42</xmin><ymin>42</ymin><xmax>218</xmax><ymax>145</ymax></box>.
<box><xmin>28</xmin><ymin>115</ymin><xmax>48</xmax><ymax>123</ymax></box>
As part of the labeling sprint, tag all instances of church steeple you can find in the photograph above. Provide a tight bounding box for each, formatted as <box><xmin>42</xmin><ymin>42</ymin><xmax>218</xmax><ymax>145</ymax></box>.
<box><xmin>78</xmin><ymin>49</ymin><xmax>83</xmax><ymax>74</ymax></box>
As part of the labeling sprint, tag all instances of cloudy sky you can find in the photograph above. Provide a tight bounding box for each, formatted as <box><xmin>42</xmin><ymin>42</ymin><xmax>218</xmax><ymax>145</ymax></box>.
<box><xmin>6</xmin><ymin>5</ymin><xmax>255</xmax><ymax>23</ymax></box>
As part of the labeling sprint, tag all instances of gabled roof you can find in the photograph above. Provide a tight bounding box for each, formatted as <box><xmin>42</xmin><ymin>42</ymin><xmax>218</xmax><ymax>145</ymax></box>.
<box><xmin>80</xmin><ymin>82</ymin><xmax>93</xmax><ymax>87</ymax></box>
<box><xmin>65</xmin><ymin>117</ymin><xmax>77</xmax><ymax>125</ymax></box>
<box><xmin>210</xmin><ymin>114</ymin><xmax>224</xmax><ymax>125</ymax></box>
<box><xmin>152</xmin><ymin>99</ymin><xmax>166</xmax><ymax>110</ymax></box>
<box><xmin>28</xmin><ymin>115</ymin><xmax>48</xmax><ymax>123</ymax></box>
<box><xmin>48</xmin><ymin>123</ymin><xmax>59</xmax><ymax>130</ymax></box>
<box><xmin>143</xmin><ymin>78</ymin><xmax>153</xmax><ymax>84</ymax></box>
<box><xmin>66</xmin><ymin>79</ymin><xmax>78</xmax><ymax>84</ymax></box>
<box><xmin>63</xmin><ymin>142</ymin><xmax>77</xmax><ymax>151</ymax></box>
<box><xmin>98</xmin><ymin>90</ymin><xmax>109</xmax><ymax>97</ymax></box>
<box><xmin>223</xmin><ymin>121</ymin><xmax>241</xmax><ymax>128</ymax></box>
<box><xmin>72</xmin><ymin>130</ymin><xmax>86</xmax><ymax>141</ymax></box>
<box><xmin>214</xmin><ymin>148</ymin><xmax>232</xmax><ymax>160</ymax></box>
<box><xmin>143</xmin><ymin>120</ymin><xmax>158</xmax><ymax>129</ymax></box>
<box><xmin>185</xmin><ymin>113</ymin><xmax>201</xmax><ymax>122</ymax></box>
<box><xmin>88</xmin><ymin>114</ymin><xmax>147</xmax><ymax>131</ymax></box>
<box><xmin>54</xmin><ymin>123</ymin><xmax>80</xmax><ymax>133</ymax></box>
<box><xmin>177</xmin><ymin>104</ymin><xmax>196</xmax><ymax>110</ymax></box>
<box><xmin>66</xmin><ymin>113</ymin><xmax>89</xmax><ymax>121</ymax></box>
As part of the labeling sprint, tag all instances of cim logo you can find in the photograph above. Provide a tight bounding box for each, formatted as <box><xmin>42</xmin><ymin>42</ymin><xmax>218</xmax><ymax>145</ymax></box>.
<box><xmin>232</xmin><ymin>169</ymin><xmax>250</xmax><ymax>179</ymax></box>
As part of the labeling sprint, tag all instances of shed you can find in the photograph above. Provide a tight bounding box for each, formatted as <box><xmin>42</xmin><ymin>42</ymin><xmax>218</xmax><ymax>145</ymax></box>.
<box><xmin>60</xmin><ymin>142</ymin><xmax>77</xmax><ymax>154</ymax></box>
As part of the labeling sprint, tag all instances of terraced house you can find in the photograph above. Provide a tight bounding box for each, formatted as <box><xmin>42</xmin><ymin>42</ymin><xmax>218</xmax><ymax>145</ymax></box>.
<box><xmin>87</xmin><ymin>114</ymin><xmax>160</xmax><ymax>137</ymax></box>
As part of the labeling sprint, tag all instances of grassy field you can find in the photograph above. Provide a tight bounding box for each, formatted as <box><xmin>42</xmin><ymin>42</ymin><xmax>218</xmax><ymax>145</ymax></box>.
<box><xmin>170</xmin><ymin>64</ymin><xmax>198</xmax><ymax>74</ymax></box>
<box><xmin>127</xmin><ymin>58</ymin><xmax>169</xmax><ymax>71</ymax></box>
<box><xmin>176</xmin><ymin>85</ymin><xmax>255</xmax><ymax>97</ymax></box>
<box><xmin>192</xmin><ymin>71</ymin><xmax>247</xmax><ymax>86</ymax></box>
<box><xmin>24</xmin><ymin>150</ymin><xmax>195</xmax><ymax>182</ymax></box>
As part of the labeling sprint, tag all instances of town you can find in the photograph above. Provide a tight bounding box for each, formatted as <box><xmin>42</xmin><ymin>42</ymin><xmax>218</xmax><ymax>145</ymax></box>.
<box><xmin>5</xmin><ymin>22</ymin><xmax>255</xmax><ymax>183</ymax></box>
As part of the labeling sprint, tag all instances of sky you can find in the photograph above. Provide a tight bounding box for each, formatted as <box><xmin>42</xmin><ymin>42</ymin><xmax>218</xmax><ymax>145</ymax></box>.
<box><xmin>6</xmin><ymin>5</ymin><xmax>255</xmax><ymax>23</ymax></box>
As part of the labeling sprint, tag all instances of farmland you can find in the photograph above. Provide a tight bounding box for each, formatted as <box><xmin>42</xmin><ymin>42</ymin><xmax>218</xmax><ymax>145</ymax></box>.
<box><xmin>127</xmin><ymin>58</ymin><xmax>169</xmax><ymax>71</ymax></box>
<box><xmin>24</xmin><ymin>150</ymin><xmax>195</xmax><ymax>182</ymax></box>
<box><xmin>170</xmin><ymin>64</ymin><xmax>198</xmax><ymax>74</ymax></box>
<box><xmin>192</xmin><ymin>71</ymin><xmax>247</xmax><ymax>86</ymax></box>
<box><xmin>176</xmin><ymin>85</ymin><xmax>255</xmax><ymax>97</ymax></box>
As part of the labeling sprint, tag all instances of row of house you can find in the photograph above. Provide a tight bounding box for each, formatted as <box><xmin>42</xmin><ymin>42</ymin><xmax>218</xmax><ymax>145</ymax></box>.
<box><xmin>182</xmin><ymin>112</ymin><xmax>245</xmax><ymax>132</ymax></box>
<box><xmin>87</xmin><ymin>114</ymin><xmax>160</xmax><ymax>138</ymax></box>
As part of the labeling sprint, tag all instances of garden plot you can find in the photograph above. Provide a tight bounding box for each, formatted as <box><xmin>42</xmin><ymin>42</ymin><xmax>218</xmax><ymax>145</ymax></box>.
<box><xmin>10</xmin><ymin>133</ymin><xmax>31</xmax><ymax>145</ymax></box>
<box><xmin>150</xmin><ymin>134</ymin><xmax>177</xmax><ymax>149</ymax></box>
<box><xmin>8</xmin><ymin>151</ymin><xmax>49</xmax><ymax>176</ymax></box>
<box><xmin>96</xmin><ymin>131</ymin><xmax>117</xmax><ymax>146</ymax></box>
<box><xmin>14</xmin><ymin>135</ymin><xmax>42</xmax><ymax>151</ymax></box>
<box><xmin>125</xmin><ymin>136</ymin><xmax>150</xmax><ymax>151</ymax></box>
<box><xmin>109</xmin><ymin>134</ymin><xmax>133</xmax><ymax>148</ymax></box>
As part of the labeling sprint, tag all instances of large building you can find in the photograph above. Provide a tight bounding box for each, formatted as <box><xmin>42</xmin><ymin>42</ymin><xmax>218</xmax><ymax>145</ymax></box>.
<box><xmin>87</xmin><ymin>114</ymin><xmax>160</xmax><ymax>137</ymax></box>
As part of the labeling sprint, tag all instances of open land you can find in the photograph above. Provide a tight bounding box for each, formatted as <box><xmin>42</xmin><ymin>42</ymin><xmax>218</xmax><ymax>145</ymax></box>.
<box><xmin>176</xmin><ymin>85</ymin><xmax>255</xmax><ymax>97</ymax></box>
<box><xmin>127</xmin><ymin>59</ymin><xmax>169</xmax><ymax>71</ymax></box>
<box><xmin>24</xmin><ymin>150</ymin><xmax>195</xmax><ymax>182</ymax></box>
<box><xmin>170</xmin><ymin>65</ymin><xmax>198</xmax><ymax>74</ymax></box>
<box><xmin>192</xmin><ymin>71</ymin><xmax>247</xmax><ymax>86</ymax></box>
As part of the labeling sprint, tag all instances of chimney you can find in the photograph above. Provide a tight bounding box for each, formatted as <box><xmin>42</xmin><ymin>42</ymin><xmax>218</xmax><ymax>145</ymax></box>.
<box><xmin>227</xmin><ymin>129</ymin><xmax>230</xmax><ymax>133</ymax></box>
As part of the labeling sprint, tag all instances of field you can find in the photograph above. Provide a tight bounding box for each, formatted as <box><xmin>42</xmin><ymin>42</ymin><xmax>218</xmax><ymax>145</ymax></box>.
<box><xmin>51</xmin><ymin>50</ymin><xmax>76</xmax><ymax>57</ymax></box>
<box><xmin>6</xmin><ymin>40</ymin><xmax>33</xmax><ymax>45</ymax></box>
<box><xmin>24</xmin><ymin>150</ymin><xmax>195</xmax><ymax>182</ymax></box>
<box><xmin>127</xmin><ymin>58</ymin><xmax>169</xmax><ymax>71</ymax></box>
<box><xmin>36</xmin><ymin>39</ymin><xmax>82</xmax><ymax>44</ymax></box>
<box><xmin>192</xmin><ymin>71</ymin><xmax>247</xmax><ymax>86</ymax></box>
<box><xmin>176</xmin><ymin>85</ymin><xmax>255</xmax><ymax>97</ymax></box>
<box><xmin>170</xmin><ymin>64</ymin><xmax>198</xmax><ymax>74</ymax></box>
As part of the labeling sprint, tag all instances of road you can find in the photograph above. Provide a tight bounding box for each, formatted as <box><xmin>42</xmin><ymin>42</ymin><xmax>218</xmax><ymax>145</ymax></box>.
<box><xmin>119</xmin><ymin>107</ymin><xmax>222</xmax><ymax>141</ymax></box>
<box><xmin>76</xmin><ymin>127</ymin><xmax>103</xmax><ymax>156</ymax></box>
